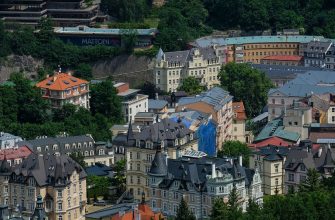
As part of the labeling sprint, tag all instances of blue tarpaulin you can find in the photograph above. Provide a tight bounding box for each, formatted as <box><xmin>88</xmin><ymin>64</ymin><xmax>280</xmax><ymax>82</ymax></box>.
<box><xmin>197</xmin><ymin>120</ymin><xmax>216</xmax><ymax>156</ymax></box>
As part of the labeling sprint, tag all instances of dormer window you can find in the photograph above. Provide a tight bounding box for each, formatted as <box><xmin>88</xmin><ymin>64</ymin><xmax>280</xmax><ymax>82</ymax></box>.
<box><xmin>136</xmin><ymin>140</ymin><xmax>140</xmax><ymax>147</ymax></box>
<box><xmin>146</xmin><ymin>141</ymin><xmax>152</xmax><ymax>149</ymax></box>
<box><xmin>53</xmin><ymin>144</ymin><xmax>58</xmax><ymax>151</ymax></box>
<box><xmin>161</xmin><ymin>141</ymin><xmax>164</xmax><ymax>148</ymax></box>
<box><xmin>190</xmin><ymin>134</ymin><xmax>193</xmax><ymax>141</ymax></box>
<box><xmin>175</xmin><ymin>139</ymin><xmax>178</xmax><ymax>146</ymax></box>
<box><xmin>174</xmin><ymin>181</ymin><xmax>179</xmax><ymax>187</ymax></box>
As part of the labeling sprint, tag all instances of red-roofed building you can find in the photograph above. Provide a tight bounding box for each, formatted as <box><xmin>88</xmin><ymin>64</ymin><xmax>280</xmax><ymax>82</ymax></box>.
<box><xmin>260</xmin><ymin>55</ymin><xmax>303</xmax><ymax>66</ymax></box>
<box><xmin>249</xmin><ymin>137</ymin><xmax>290</xmax><ymax>148</ymax></box>
<box><xmin>0</xmin><ymin>145</ymin><xmax>32</xmax><ymax>166</ymax></box>
<box><xmin>36</xmin><ymin>72</ymin><xmax>90</xmax><ymax>109</ymax></box>
<box><xmin>111</xmin><ymin>194</ymin><xmax>165</xmax><ymax>220</ymax></box>
<box><xmin>232</xmin><ymin>102</ymin><xmax>252</xmax><ymax>143</ymax></box>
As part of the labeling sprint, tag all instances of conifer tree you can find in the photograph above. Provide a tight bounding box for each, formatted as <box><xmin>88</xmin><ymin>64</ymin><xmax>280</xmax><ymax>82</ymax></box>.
<box><xmin>176</xmin><ymin>198</ymin><xmax>196</xmax><ymax>220</ymax></box>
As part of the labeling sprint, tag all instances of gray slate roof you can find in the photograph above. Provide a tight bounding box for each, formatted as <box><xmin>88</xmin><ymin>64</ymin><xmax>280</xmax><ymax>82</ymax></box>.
<box><xmin>155</xmin><ymin>156</ymin><xmax>250</xmax><ymax>192</ymax></box>
<box><xmin>178</xmin><ymin>87</ymin><xmax>233</xmax><ymax>111</ymax></box>
<box><xmin>254</xmin><ymin>145</ymin><xmax>289</xmax><ymax>161</ymax></box>
<box><xmin>148</xmin><ymin>99</ymin><xmax>168</xmax><ymax>110</ymax></box>
<box><xmin>0</xmin><ymin>132</ymin><xmax>22</xmax><ymax>142</ymax></box>
<box><xmin>12</xmin><ymin>154</ymin><xmax>86</xmax><ymax>187</ymax></box>
<box><xmin>269</xmin><ymin>70</ymin><xmax>335</xmax><ymax>97</ymax></box>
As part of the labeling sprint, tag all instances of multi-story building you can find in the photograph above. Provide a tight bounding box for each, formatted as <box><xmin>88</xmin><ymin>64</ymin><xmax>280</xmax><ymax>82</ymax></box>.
<box><xmin>0</xmin><ymin>146</ymin><xmax>32</xmax><ymax>166</ymax></box>
<box><xmin>148</xmin><ymin>149</ymin><xmax>263</xmax><ymax>219</ymax></box>
<box><xmin>0</xmin><ymin>0</ymin><xmax>99</xmax><ymax>27</ymax></box>
<box><xmin>250</xmin><ymin>145</ymin><xmax>289</xmax><ymax>195</ymax></box>
<box><xmin>36</xmin><ymin>72</ymin><xmax>90</xmax><ymax>109</ymax></box>
<box><xmin>192</xmin><ymin>35</ymin><xmax>328</xmax><ymax>64</ymax></box>
<box><xmin>260</xmin><ymin>55</ymin><xmax>303</xmax><ymax>66</ymax></box>
<box><xmin>268</xmin><ymin>70</ymin><xmax>335</xmax><ymax>120</ymax></box>
<box><xmin>0</xmin><ymin>153</ymin><xmax>87</xmax><ymax>219</ymax></box>
<box><xmin>0</xmin><ymin>132</ymin><xmax>22</xmax><ymax>149</ymax></box>
<box><xmin>18</xmin><ymin>135</ymin><xmax>114</xmax><ymax>166</ymax></box>
<box><xmin>114</xmin><ymin>82</ymin><xmax>148</xmax><ymax>123</ymax></box>
<box><xmin>112</xmin><ymin>118</ymin><xmax>198</xmax><ymax>201</ymax></box>
<box><xmin>284</xmin><ymin>141</ymin><xmax>335</xmax><ymax>193</ymax></box>
<box><xmin>176</xmin><ymin>87</ymin><xmax>233</xmax><ymax>148</ymax></box>
<box><xmin>232</xmin><ymin>102</ymin><xmax>249</xmax><ymax>143</ymax></box>
<box><xmin>282</xmin><ymin>101</ymin><xmax>312</xmax><ymax>140</ymax></box>
<box><xmin>325</xmin><ymin>44</ymin><xmax>335</xmax><ymax>70</ymax></box>
<box><xmin>154</xmin><ymin>46</ymin><xmax>224</xmax><ymax>92</ymax></box>
<box><xmin>304</xmin><ymin>40</ymin><xmax>332</xmax><ymax>68</ymax></box>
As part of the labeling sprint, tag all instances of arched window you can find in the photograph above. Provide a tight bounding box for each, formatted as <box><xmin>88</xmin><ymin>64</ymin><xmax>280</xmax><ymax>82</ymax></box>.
<box><xmin>72</xmin><ymin>143</ymin><xmax>76</xmax><ymax>149</ymax></box>
<box><xmin>83</xmin><ymin>142</ymin><xmax>87</xmax><ymax>148</ymax></box>
<box><xmin>85</xmin><ymin>151</ymin><xmax>89</xmax><ymax>156</ymax></box>
<box><xmin>90</xmin><ymin>150</ymin><xmax>94</xmax><ymax>156</ymax></box>
<box><xmin>99</xmin><ymin>149</ymin><xmax>105</xmax><ymax>155</ymax></box>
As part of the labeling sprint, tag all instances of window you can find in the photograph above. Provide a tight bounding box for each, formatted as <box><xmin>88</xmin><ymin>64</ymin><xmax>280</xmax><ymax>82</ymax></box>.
<box><xmin>58</xmin><ymin>215</ymin><xmax>63</xmax><ymax>220</ymax></box>
<box><xmin>275</xmin><ymin>178</ymin><xmax>279</xmax><ymax>186</ymax></box>
<box><xmin>274</xmin><ymin>164</ymin><xmax>279</xmax><ymax>173</ymax></box>
<box><xmin>272</xmin><ymin>99</ymin><xmax>275</xmax><ymax>104</ymax></box>
<box><xmin>300</xmin><ymin>175</ymin><xmax>306</xmax><ymax>183</ymax></box>
<box><xmin>137</xmin><ymin>176</ymin><xmax>141</xmax><ymax>184</ymax></box>
<box><xmin>147</xmin><ymin>154</ymin><xmax>153</xmax><ymax>162</ymax></box>
<box><xmin>129</xmin><ymin>163</ymin><xmax>133</xmax><ymax>170</ymax></box>
<box><xmin>281</xmin><ymin>99</ymin><xmax>285</xmax><ymax>104</ymax></box>
<box><xmin>28</xmin><ymin>189</ymin><xmax>34</xmax><ymax>197</ymax></box>
<box><xmin>138</xmin><ymin>188</ymin><xmax>141</xmax><ymax>195</ymax></box>
<box><xmin>98</xmin><ymin>149</ymin><xmax>105</xmax><ymax>155</ymax></box>
<box><xmin>58</xmin><ymin>202</ymin><xmax>63</xmax><ymax>211</ymax></box>
<box><xmin>130</xmin><ymin>176</ymin><xmax>133</xmax><ymax>184</ymax></box>
<box><xmin>289</xmin><ymin>173</ymin><xmax>294</xmax><ymax>182</ymax></box>
<box><xmin>137</xmin><ymin>163</ymin><xmax>140</xmax><ymax>171</ymax></box>
<box><xmin>332</xmin><ymin>116</ymin><xmax>335</xmax><ymax>122</ymax></box>
<box><xmin>137</xmin><ymin>152</ymin><xmax>140</xmax><ymax>159</ymax></box>
<box><xmin>332</xmin><ymin>108</ymin><xmax>335</xmax><ymax>112</ymax></box>
<box><xmin>90</xmin><ymin>150</ymin><xmax>94</xmax><ymax>156</ymax></box>
<box><xmin>294</xmin><ymin>122</ymin><xmax>298</xmax><ymax>125</ymax></box>
<box><xmin>129</xmin><ymin>152</ymin><xmax>133</xmax><ymax>159</ymax></box>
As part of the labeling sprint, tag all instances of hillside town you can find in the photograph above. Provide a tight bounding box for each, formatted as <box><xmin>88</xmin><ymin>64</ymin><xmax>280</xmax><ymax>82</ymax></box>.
<box><xmin>1</xmin><ymin>0</ymin><xmax>335</xmax><ymax>220</ymax></box>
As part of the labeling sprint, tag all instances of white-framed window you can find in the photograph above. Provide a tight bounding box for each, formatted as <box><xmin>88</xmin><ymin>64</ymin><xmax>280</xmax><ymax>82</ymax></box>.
<box><xmin>58</xmin><ymin>202</ymin><xmax>62</xmax><ymax>211</ymax></box>
<box><xmin>90</xmin><ymin>150</ymin><xmax>94</xmax><ymax>156</ymax></box>
<box><xmin>99</xmin><ymin>149</ymin><xmax>105</xmax><ymax>155</ymax></box>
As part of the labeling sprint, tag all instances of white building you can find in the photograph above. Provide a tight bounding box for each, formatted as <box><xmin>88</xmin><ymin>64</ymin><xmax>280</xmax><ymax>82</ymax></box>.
<box><xmin>0</xmin><ymin>132</ymin><xmax>22</xmax><ymax>149</ymax></box>
<box><xmin>154</xmin><ymin>45</ymin><xmax>225</xmax><ymax>92</ymax></box>
<box><xmin>114</xmin><ymin>83</ymin><xmax>148</xmax><ymax>123</ymax></box>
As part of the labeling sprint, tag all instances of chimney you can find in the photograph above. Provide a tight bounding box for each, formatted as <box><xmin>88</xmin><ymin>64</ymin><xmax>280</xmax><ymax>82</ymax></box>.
<box><xmin>53</xmin><ymin>75</ymin><xmax>57</xmax><ymax>82</ymax></box>
<box><xmin>155</xmin><ymin>93</ymin><xmax>159</xmax><ymax>100</ymax></box>
<box><xmin>239</xmin><ymin>156</ymin><xmax>243</xmax><ymax>166</ymax></box>
<box><xmin>318</xmin><ymin>147</ymin><xmax>323</xmax><ymax>157</ymax></box>
<box><xmin>68</xmin><ymin>72</ymin><xmax>72</xmax><ymax>76</ymax></box>
<box><xmin>212</xmin><ymin>163</ymin><xmax>216</xmax><ymax>178</ymax></box>
<box><xmin>46</xmin><ymin>74</ymin><xmax>50</xmax><ymax>78</ymax></box>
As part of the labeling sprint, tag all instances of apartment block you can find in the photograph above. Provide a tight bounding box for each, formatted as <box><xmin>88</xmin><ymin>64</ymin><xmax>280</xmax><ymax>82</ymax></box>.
<box><xmin>148</xmin><ymin>149</ymin><xmax>263</xmax><ymax>219</ymax></box>
<box><xmin>176</xmin><ymin>87</ymin><xmax>233</xmax><ymax>148</ymax></box>
<box><xmin>154</xmin><ymin>46</ymin><xmax>224</xmax><ymax>92</ymax></box>
<box><xmin>249</xmin><ymin>145</ymin><xmax>289</xmax><ymax>195</ymax></box>
<box><xmin>112</xmin><ymin>118</ymin><xmax>198</xmax><ymax>202</ymax></box>
<box><xmin>232</xmin><ymin>102</ymin><xmax>250</xmax><ymax>143</ymax></box>
<box><xmin>36</xmin><ymin>72</ymin><xmax>90</xmax><ymax>109</ymax></box>
<box><xmin>114</xmin><ymin>82</ymin><xmax>148</xmax><ymax>123</ymax></box>
<box><xmin>304</xmin><ymin>40</ymin><xmax>332</xmax><ymax>68</ymax></box>
<box><xmin>0</xmin><ymin>153</ymin><xmax>87</xmax><ymax>220</ymax></box>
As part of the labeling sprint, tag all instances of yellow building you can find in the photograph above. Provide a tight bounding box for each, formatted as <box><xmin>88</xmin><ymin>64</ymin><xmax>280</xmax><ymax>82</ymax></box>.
<box><xmin>249</xmin><ymin>146</ymin><xmax>289</xmax><ymax>195</ymax></box>
<box><xmin>193</xmin><ymin>35</ymin><xmax>325</xmax><ymax>64</ymax></box>
<box><xmin>0</xmin><ymin>154</ymin><xmax>87</xmax><ymax>220</ymax></box>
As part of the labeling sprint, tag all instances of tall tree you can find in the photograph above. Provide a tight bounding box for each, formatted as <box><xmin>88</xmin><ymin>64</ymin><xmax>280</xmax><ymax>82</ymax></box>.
<box><xmin>299</xmin><ymin>168</ymin><xmax>321</xmax><ymax>192</ymax></box>
<box><xmin>217</xmin><ymin>141</ymin><xmax>251</xmax><ymax>167</ymax></box>
<box><xmin>176</xmin><ymin>198</ymin><xmax>196</xmax><ymax>220</ymax></box>
<box><xmin>90</xmin><ymin>80</ymin><xmax>122</xmax><ymax>123</ymax></box>
<box><xmin>228</xmin><ymin>185</ymin><xmax>243</xmax><ymax>220</ymax></box>
<box><xmin>73</xmin><ymin>63</ymin><xmax>93</xmax><ymax>80</ymax></box>
<box><xmin>218</xmin><ymin>63</ymin><xmax>273</xmax><ymax>117</ymax></box>
<box><xmin>178</xmin><ymin>76</ymin><xmax>205</xmax><ymax>95</ymax></box>
<box><xmin>210</xmin><ymin>198</ymin><xmax>229</xmax><ymax>220</ymax></box>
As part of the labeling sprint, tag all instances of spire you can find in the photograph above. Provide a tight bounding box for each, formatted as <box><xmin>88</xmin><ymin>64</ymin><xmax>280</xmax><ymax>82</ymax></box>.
<box><xmin>31</xmin><ymin>195</ymin><xmax>46</xmax><ymax>220</ymax></box>
<box><xmin>127</xmin><ymin>121</ymin><xmax>134</xmax><ymax>140</ymax></box>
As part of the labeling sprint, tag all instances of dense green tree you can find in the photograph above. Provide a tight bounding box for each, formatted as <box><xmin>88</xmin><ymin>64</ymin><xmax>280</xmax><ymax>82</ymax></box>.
<box><xmin>0</xmin><ymin>85</ymin><xmax>18</xmax><ymax>125</ymax></box>
<box><xmin>299</xmin><ymin>168</ymin><xmax>321</xmax><ymax>192</ymax></box>
<box><xmin>178</xmin><ymin>76</ymin><xmax>205</xmax><ymax>95</ymax></box>
<box><xmin>210</xmin><ymin>198</ymin><xmax>229</xmax><ymax>220</ymax></box>
<box><xmin>73</xmin><ymin>63</ymin><xmax>93</xmax><ymax>80</ymax></box>
<box><xmin>70</xmin><ymin>151</ymin><xmax>87</xmax><ymax>168</ymax></box>
<box><xmin>52</xmin><ymin>104</ymin><xmax>77</xmax><ymax>122</ymax></box>
<box><xmin>120</xmin><ymin>29</ymin><xmax>138</xmax><ymax>53</ymax></box>
<box><xmin>138</xmin><ymin>81</ymin><xmax>163</xmax><ymax>99</ymax></box>
<box><xmin>175</xmin><ymin>198</ymin><xmax>196</xmax><ymax>220</ymax></box>
<box><xmin>87</xmin><ymin>175</ymin><xmax>111</xmax><ymax>199</ymax></box>
<box><xmin>228</xmin><ymin>185</ymin><xmax>243</xmax><ymax>220</ymax></box>
<box><xmin>90</xmin><ymin>80</ymin><xmax>123</xmax><ymax>123</ymax></box>
<box><xmin>218</xmin><ymin>63</ymin><xmax>273</xmax><ymax>117</ymax></box>
<box><xmin>10</xmin><ymin>72</ymin><xmax>50</xmax><ymax>123</ymax></box>
<box><xmin>112</xmin><ymin>159</ymin><xmax>126</xmax><ymax>192</ymax></box>
<box><xmin>217</xmin><ymin>141</ymin><xmax>251</xmax><ymax>167</ymax></box>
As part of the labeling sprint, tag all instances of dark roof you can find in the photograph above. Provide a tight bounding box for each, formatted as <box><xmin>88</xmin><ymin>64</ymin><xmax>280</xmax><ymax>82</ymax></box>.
<box><xmin>255</xmin><ymin>145</ymin><xmax>289</xmax><ymax>161</ymax></box>
<box><xmin>154</xmin><ymin>156</ymin><xmax>251</xmax><ymax>192</ymax></box>
<box><xmin>284</xmin><ymin>147</ymin><xmax>315</xmax><ymax>171</ymax></box>
<box><xmin>85</xmin><ymin>203</ymin><xmax>136</xmax><ymax>219</ymax></box>
<box><xmin>85</xmin><ymin>163</ymin><xmax>113</xmax><ymax>177</ymax></box>
<box><xmin>12</xmin><ymin>154</ymin><xmax>86</xmax><ymax>187</ymax></box>
<box><xmin>149</xmin><ymin>148</ymin><xmax>167</xmax><ymax>176</ymax></box>
<box><xmin>306</xmin><ymin>41</ymin><xmax>332</xmax><ymax>53</ymax></box>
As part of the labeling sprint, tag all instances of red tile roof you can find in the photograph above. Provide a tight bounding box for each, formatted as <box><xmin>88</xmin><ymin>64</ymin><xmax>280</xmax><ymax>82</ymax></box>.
<box><xmin>0</xmin><ymin>146</ymin><xmax>32</xmax><ymax>160</ymax></box>
<box><xmin>111</xmin><ymin>203</ymin><xmax>164</xmax><ymax>220</ymax></box>
<box><xmin>232</xmin><ymin>101</ymin><xmax>247</xmax><ymax>120</ymax></box>
<box><xmin>250</xmin><ymin>137</ymin><xmax>290</xmax><ymax>148</ymax></box>
<box><xmin>36</xmin><ymin>73</ymin><xmax>88</xmax><ymax>91</ymax></box>
<box><xmin>261</xmin><ymin>55</ymin><xmax>302</xmax><ymax>62</ymax></box>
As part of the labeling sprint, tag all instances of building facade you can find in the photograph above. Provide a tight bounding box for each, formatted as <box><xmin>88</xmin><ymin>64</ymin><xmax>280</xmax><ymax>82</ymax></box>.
<box><xmin>0</xmin><ymin>132</ymin><xmax>22</xmax><ymax>149</ymax></box>
<box><xmin>18</xmin><ymin>135</ymin><xmax>114</xmax><ymax>167</ymax></box>
<box><xmin>176</xmin><ymin>87</ymin><xmax>233</xmax><ymax>148</ymax></box>
<box><xmin>0</xmin><ymin>154</ymin><xmax>87</xmax><ymax>220</ymax></box>
<box><xmin>232</xmin><ymin>102</ymin><xmax>249</xmax><ymax>143</ymax></box>
<box><xmin>148</xmin><ymin>150</ymin><xmax>263</xmax><ymax>219</ymax></box>
<box><xmin>114</xmin><ymin>82</ymin><xmax>148</xmax><ymax>123</ymax></box>
<box><xmin>154</xmin><ymin>46</ymin><xmax>224</xmax><ymax>92</ymax></box>
<box><xmin>304</xmin><ymin>40</ymin><xmax>332</xmax><ymax>68</ymax></box>
<box><xmin>113</xmin><ymin>118</ymin><xmax>198</xmax><ymax>202</ymax></box>
<box><xmin>249</xmin><ymin>145</ymin><xmax>289</xmax><ymax>195</ymax></box>
<box><xmin>260</xmin><ymin>55</ymin><xmax>303</xmax><ymax>66</ymax></box>
<box><xmin>325</xmin><ymin>44</ymin><xmax>335</xmax><ymax>70</ymax></box>
<box><xmin>36</xmin><ymin>72</ymin><xmax>90</xmax><ymax>109</ymax></box>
